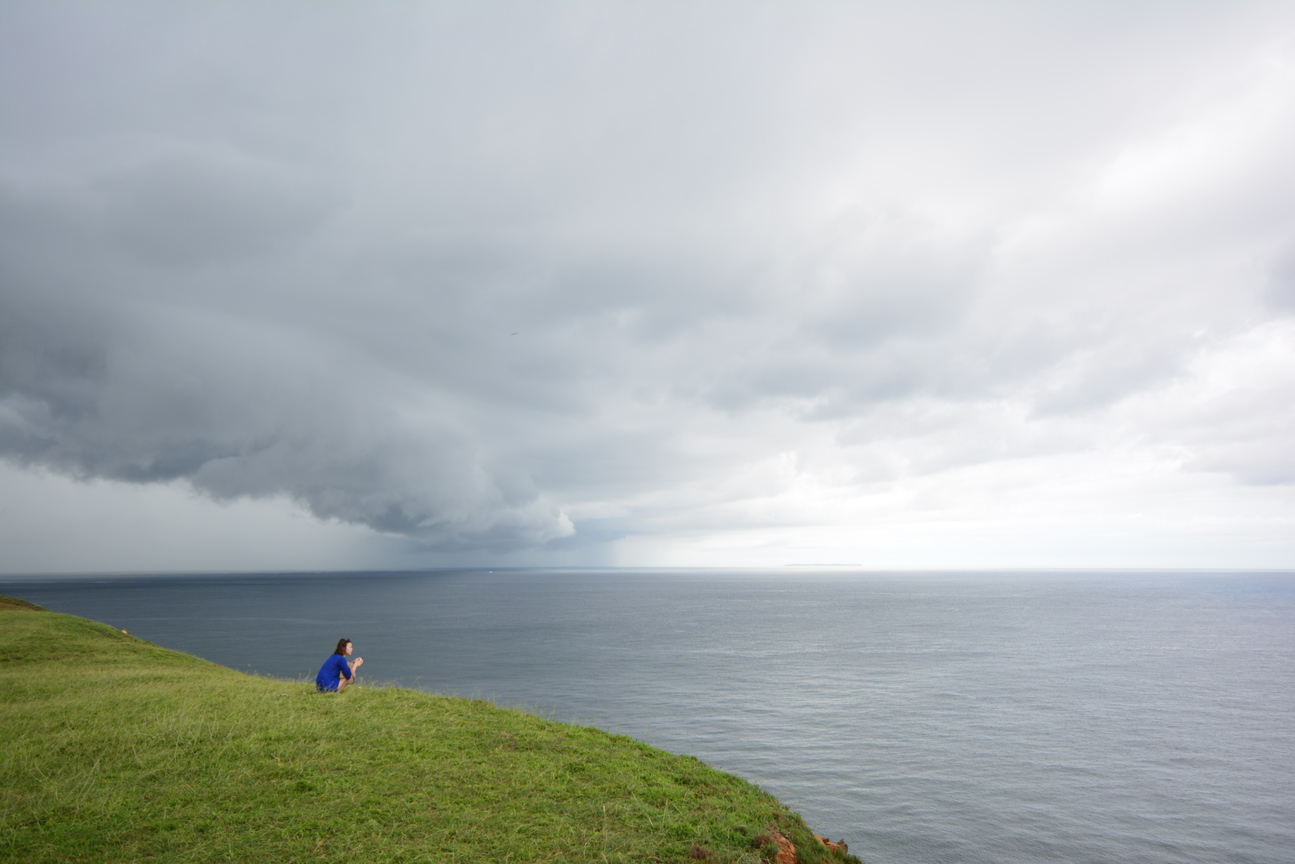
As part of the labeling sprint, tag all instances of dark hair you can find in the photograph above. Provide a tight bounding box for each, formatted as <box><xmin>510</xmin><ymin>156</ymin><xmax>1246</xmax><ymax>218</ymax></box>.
<box><xmin>334</xmin><ymin>638</ymin><xmax>352</xmax><ymax>655</ymax></box>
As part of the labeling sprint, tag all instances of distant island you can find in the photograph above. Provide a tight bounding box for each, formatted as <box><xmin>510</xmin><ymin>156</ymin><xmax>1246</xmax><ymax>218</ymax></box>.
<box><xmin>1</xmin><ymin>598</ymin><xmax>860</xmax><ymax>863</ymax></box>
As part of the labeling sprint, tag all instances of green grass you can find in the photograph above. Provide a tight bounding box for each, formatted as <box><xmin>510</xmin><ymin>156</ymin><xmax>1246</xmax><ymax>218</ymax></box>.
<box><xmin>0</xmin><ymin>596</ymin><xmax>49</xmax><ymax>611</ymax></box>
<box><xmin>1</xmin><ymin>607</ymin><xmax>861</xmax><ymax>863</ymax></box>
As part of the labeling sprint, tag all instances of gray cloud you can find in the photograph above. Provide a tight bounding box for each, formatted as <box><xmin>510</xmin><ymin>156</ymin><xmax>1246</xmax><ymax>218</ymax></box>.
<box><xmin>2</xmin><ymin>2</ymin><xmax>1294</xmax><ymax>564</ymax></box>
<box><xmin>1267</xmin><ymin>239</ymin><xmax>1295</xmax><ymax>312</ymax></box>
<box><xmin>101</xmin><ymin>148</ymin><xmax>345</xmax><ymax>267</ymax></box>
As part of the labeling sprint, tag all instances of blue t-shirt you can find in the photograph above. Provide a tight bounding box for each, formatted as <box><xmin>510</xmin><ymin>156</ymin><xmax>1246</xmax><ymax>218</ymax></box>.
<box><xmin>315</xmin><ymin>654</ymin><xmax>352</xmax><ymax>691</ymax></box>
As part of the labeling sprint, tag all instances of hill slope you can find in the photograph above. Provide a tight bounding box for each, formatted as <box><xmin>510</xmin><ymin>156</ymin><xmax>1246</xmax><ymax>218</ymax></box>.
<box><xmin>0</xmin><ymin>606</ymin><xmax>860</xmax><ymax>863</ymax></box>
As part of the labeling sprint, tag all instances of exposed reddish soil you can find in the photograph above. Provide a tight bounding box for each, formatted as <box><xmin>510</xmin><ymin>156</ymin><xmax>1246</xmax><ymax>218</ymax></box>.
<box><xmin>815</xmin><ymin>833</ymin><xmax>848</xmax><ymax>855</ymax></box>
<box><xmin>769</xmin><ymin>830</ymin><xmax>796</xmax><ymax>864</ymax></box>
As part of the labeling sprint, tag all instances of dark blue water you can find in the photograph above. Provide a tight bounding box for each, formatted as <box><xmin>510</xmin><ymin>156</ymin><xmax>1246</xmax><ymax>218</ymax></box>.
<box><xmin>6</xmin><ymin>570</ymin><xmax>1293</xmax><ymax>864</ymax></box>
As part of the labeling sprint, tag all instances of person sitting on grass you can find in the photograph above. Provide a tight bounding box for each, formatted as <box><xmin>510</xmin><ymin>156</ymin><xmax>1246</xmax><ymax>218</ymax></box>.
<box><xmin>316</xmin><ymin>638</ymin><xmax>363</xmax><ymax>692</ymax></box>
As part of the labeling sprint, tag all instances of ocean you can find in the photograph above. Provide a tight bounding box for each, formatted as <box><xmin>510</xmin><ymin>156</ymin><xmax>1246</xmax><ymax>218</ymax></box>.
<box><xmin>5</xmin><ymin>569</ymin><xmax>1292</xmax><ymax>864</ymax></box>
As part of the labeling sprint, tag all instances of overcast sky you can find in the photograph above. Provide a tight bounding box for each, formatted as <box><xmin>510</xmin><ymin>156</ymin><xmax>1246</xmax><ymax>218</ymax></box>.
<box><xmin>2</xmin><ymin>2</ymin><xmax>1293</xmax><ymax>574</ymax></box>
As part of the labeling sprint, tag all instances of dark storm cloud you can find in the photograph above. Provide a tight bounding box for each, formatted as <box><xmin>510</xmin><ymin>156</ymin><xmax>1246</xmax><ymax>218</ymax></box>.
<box><xmin>0</xmin><ymin>292</ymin><xmax>573</xmax><ymax>547</ymax></box>
<box><xmin>2</xmin><ymin>2</ymin><xmax>1294</xmax><ymax>559</ymax></box>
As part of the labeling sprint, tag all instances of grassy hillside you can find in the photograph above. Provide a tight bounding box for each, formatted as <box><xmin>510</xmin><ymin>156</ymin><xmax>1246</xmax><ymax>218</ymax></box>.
<box><xmin>0</xmin><ymin>605</ymin><xmax>861</xmax><ymax>863</ymax></box>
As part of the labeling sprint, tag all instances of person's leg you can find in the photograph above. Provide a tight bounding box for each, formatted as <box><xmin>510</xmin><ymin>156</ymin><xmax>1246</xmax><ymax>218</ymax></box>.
<box><xmin>336</xmin><ymin>675</ymin><xmax>350</xmax><ymax>691</ymax></box>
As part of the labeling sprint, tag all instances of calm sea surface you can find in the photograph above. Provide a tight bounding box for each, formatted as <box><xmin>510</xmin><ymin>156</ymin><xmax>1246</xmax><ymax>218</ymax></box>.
<box><xmin>5</xmin><ymin>570</ymin><xmax>1293</xmax><ymax>864</ymax></box>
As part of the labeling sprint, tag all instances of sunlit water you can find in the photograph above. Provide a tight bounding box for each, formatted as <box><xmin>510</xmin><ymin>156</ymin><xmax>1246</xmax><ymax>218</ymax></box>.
<box><xmin>7</xmin><ymin>570</ymin><xmax>1293</xmax><ymax>864</ymax></box>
